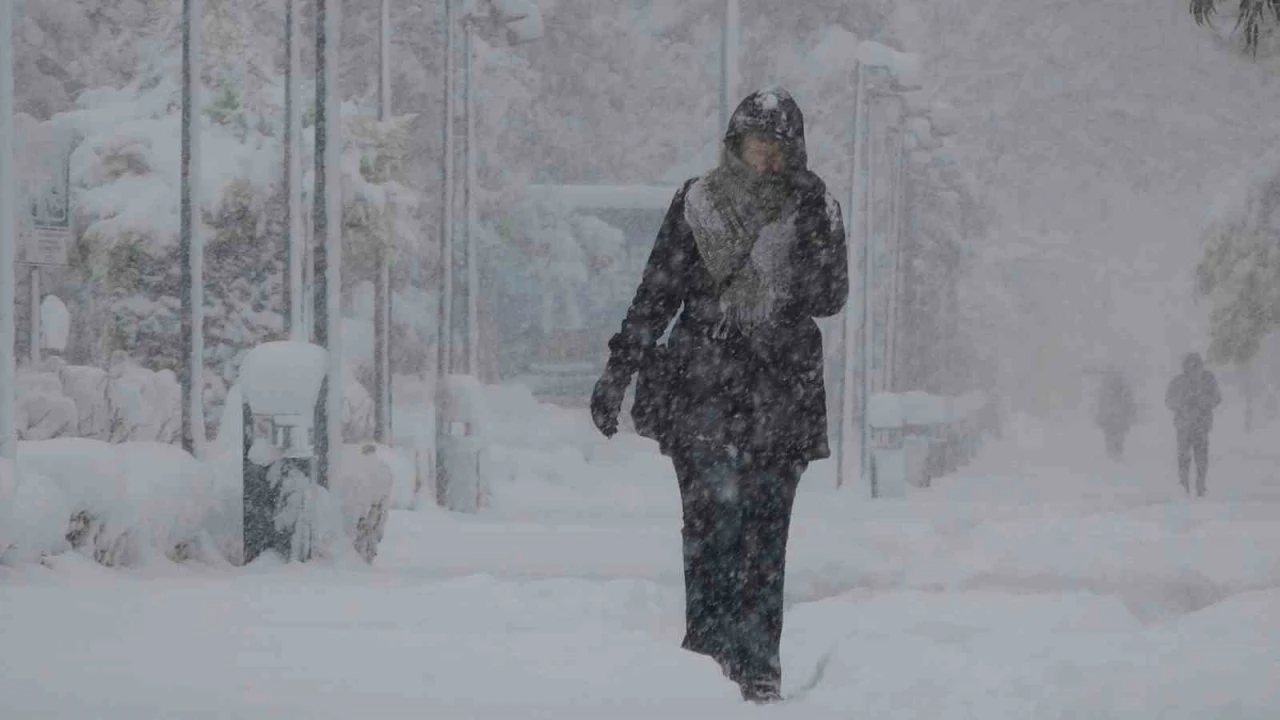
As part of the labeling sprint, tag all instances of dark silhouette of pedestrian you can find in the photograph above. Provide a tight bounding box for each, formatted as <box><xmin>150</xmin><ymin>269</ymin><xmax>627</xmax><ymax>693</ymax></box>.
<box><xmin>1165</xmin><ymin>353</ymin><xmax>1221</xmax><ymax>496</ymax></box>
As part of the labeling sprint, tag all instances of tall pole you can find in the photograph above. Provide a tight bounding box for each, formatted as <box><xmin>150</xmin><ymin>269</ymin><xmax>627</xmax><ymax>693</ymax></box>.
<box><xmin>180</xmin><ymin>0</ymin><xmax>206</xmax><ymax>458</ymax></box>
<box><xmin>314</xmin><ymin>0</ymin><xmax>343</xmax><ymax>488</ymax></box>
<box><xmin>284</xmin><ymin>0</ymin><xmax>304</xmax><ymax>340</ymax></box>
<box><xmin>435</xmin><ymin>0</ymin><xmax>457</xmax><ymax>504</ymax></box>
<box><xmin>463</xmin><ymin>20</ymin><xmax>478</xmax><ymax>377</ymax></box>
<box><xmin>438</xmin><ymin>0</ymin><xmax>455</xmax><ymax>383</ymax></box>
<box><xmin>0</xmin><ymin>0</ymin><xmax>17</xmax><ymax>461</ymax></box>
<box><xmin>860</xmin><ymin>78</ymin><xmax>876</xmax><ymax>496</ymax></box>
<box><xmin>28</xmin><ymin>267</ymin><xmax>38</xmax><ymax>366</ymax></box>
<box><xmin>718</xmin><ymin>0</ymin><xmax>739</xmax><ymax>133</ymax></box>
<box><xmin>886</xmin><ymin>118</ymin><xmax>907</xmax><ymax>392</ymax></box>
<box><xmin>374</xmin><ymin>0</ymin><xmax>392</xmax><ymax>443</ymax></box>
<box><xmin>838</xmin><ymin>62</ymin><xmax>863</xmax><ymax>490</ymax></box>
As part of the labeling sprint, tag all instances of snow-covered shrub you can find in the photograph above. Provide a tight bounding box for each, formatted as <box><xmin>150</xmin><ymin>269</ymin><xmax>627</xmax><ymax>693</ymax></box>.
<box><xmin>343</xmin><ymin>364</ymin><xmax>376</xmax><ymax>442</ymax></box>
<box><xmin>335</xmin><ymin>444</ymin><xmax>394</xmax><ymax>563</ymax></box>
<box><xmin>14</xmin><ymin>439</ymin><xmax>218</xmax><ymax>567</ymax></box>
<box><xmin>41</xmin><ymin>37</ymin><xmax>421</xmax><ymax>434</ymax></box>
<box><xmin>0</xmin><ymin>459</ymin><xmax>73</xmax><ymax>566</ymax></box>
<box><xmin>105</xmin><ymin>353</ymin><xmax>180</xmax><ymax>444</ymax></box>
<box><xmin>15</xmin><ymin>369</ymin><xmax>78</xmax><ymax>441</ymax></box>
<box><xmin>114</xmin><ymin>442</ymin><xmax>219</xmax><ymax>564</ymax></box>
<box><xmin>58</xmin><ymin>362</ymin><xmax>111</xmax><ymax>439</ymax></box>
<box><xmin>369</xmin><ymin>442</ymin><xmax>419</xmax><ymax>511</ymax></box>
<box><xmin>17</xmin><ymin>438</ymin><xmax>128</xmax><ymax>563</ymax></box>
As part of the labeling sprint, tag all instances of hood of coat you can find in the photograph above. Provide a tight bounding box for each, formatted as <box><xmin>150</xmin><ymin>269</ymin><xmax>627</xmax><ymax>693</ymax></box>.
<box><xmin>723</xmin><ymin>87</ymin><xmax>808</xmax><ymax>174</ymax></box>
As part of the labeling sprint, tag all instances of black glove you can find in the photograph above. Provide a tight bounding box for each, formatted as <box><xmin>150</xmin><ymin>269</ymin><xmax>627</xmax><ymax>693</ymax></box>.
<box><xmin>590</xmin><ymin>363</ymin><xmax>629</xmax><ymax>438</ymax></box>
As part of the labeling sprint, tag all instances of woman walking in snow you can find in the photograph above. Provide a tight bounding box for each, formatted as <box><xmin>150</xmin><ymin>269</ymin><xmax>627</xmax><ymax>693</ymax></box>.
<box><xmin>589</xmin><ymin>88</ymin><xmax>847</xmax><ymax>703</ymax></box>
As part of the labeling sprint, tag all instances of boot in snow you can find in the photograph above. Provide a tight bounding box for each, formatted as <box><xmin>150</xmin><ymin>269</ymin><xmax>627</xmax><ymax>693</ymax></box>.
<box><xmin>740</xmin><ymin>678</ymin><xmax>783</xmax><ymax>704</ymax></box>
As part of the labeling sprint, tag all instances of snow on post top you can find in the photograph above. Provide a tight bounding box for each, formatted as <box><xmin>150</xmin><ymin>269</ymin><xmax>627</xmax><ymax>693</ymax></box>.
<box><xmin>856</xmin><ymin>41</ymin><xmax>923</xmax><ymax>90</ymax></box>
<box><xmin>239</xmin><ymin>341</ymin><xmax>328</xmax><ymax>416</ymax></box>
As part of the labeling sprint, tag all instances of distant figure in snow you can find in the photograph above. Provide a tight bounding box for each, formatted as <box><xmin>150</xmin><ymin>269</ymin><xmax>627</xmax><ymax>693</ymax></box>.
<box><xmin>589</xmin><ymin>88</ymin><xmax>847</xmax><ymax>703</ymax></box>
<box><xmin>1095</xmin><ymin>369</ymin><xmax>1136</xmax><ymax>460</ymax></box>
<box><xmin>1165</xmin><ymin>352</ymin><xmax>1221</xmax><ymax>496</ymax></box>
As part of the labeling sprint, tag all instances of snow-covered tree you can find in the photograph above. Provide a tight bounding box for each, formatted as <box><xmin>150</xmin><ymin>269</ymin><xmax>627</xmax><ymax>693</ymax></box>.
<box><xmin>1197</xmin><ymin>165</ymin><xmax>1280</xmax><ymax>365</ymax></box>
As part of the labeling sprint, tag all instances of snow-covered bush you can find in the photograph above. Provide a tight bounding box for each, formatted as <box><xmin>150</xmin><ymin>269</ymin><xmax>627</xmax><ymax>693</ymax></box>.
<box><xmin>17</xmin><ymin>438</ymin><xmax>131</xmax><ymax>565</ymax></box>
<box><xmin>0</xmin><ymin>459</ymin><xmax>73</xmax><ymax>566</ymax></box>
<box><xmin>13</xmin><ymin>439</ymin><xmax>217</xmax><ymax>566</ymax></box>
<box><xmin>38</xmin><ymin>31</ymin><xmax>421</xmax><ymax>434</ymax></box>
<box><xmin>334</xmin><ymin>444</ymin><xmax>394</xmax><ymax>563</ymax></box>
<box><xmin>58</xmin><ymin>361</ymin><xmax>111</xmax><ymax>439</ymax></box>
<box><xmin>15</xmin><ymin>368</ymin><xmax>78</xmax><ymax>441</ymax></box>
<box><xmin>105</xmin><ymin>353</ymin><xmax>180</xmax><ymax>444</ymax></box>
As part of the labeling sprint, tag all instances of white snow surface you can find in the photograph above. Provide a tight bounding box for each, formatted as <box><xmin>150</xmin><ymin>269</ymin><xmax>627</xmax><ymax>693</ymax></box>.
<box><xmin>2</xmin><ymin>394</ymin><xmax>1280</xmax><ymax>718</ymax></box>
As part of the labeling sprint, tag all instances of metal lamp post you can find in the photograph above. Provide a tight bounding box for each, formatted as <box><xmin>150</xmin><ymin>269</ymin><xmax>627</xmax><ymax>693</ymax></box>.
<box><xmin>435</xmin><ymin>0</ymin><xmax>542</xmax><ymax>505</ymax></box>
<box><xmin>284</xmin><ymin>0</ymin><xmax>304</xmax><ymax>341</ymax></box>
<box><xmin>0</xmin><ymin>0</ymin><xmax>15</xmax><ymax>461</ymax></box>
<box><xmin>180</xmin><ymin>0</ymin><xmax>206</xmax><ymax>458</ymax></box>
<box><xmin>837</xmin><ymin>59</ymin><xmax>917</xmax><ymax>496</ymax></box>
<box><xmin>374</xmin><ymin>0</ymin><xmax>393</xmax><ymax>445</ymax></box>
<box><xmin>313</xmin><ymin>0</ymin><xmax>343</xmax><ymax>489</ymax></box>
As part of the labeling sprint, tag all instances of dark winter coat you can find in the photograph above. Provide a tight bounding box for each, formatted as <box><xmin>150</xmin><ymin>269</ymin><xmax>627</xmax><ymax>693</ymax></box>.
<box><xmin>1165</xmin><ymin>354</ymin><xmax>1221</xmax><ymax>434</ymax></box>
<box><xmin>598</xmin><ymin>92</ymin><xmax>847</xmax><ymax>463</ymax></box>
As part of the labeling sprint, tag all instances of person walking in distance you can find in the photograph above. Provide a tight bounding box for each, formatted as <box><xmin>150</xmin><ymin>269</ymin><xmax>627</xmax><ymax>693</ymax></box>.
<box><xmin>1165</xmin><ymin>352</ymin><xmax>1221</xmax><ymax>496</ymax></box>
<box><xmin>1096</xmin><ymin>369</ymin><xmax>1137</xmax><ymax>460</ymax></box>
<box><xmin>589</xmin><ymin>88</ymin><xmax>847</xmax><ymax>703</ymax></box>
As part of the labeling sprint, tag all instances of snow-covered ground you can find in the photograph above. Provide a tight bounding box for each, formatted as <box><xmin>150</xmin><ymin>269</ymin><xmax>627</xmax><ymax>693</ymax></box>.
<box><xmin>3</xmin><ymin>400</ymin><xmax>1279</xmax><ymax>718</ymax></box>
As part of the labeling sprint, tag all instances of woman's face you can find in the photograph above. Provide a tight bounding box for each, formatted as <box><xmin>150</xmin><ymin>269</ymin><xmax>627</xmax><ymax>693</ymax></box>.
<box><xmin>740</xmin><ymin>135</ymin><xmax>785</xmax><ymax>174</ymax></box>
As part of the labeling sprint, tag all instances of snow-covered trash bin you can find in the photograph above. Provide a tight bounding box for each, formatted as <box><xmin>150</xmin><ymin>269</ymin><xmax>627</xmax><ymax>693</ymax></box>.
<box><xmin>238</xmin><ymin>341</ymin><xmax>327</xmax><ymax>563</ymax></box>
<box><xmin>867</xmin><ymin>392</ymin><xmax>907</xmax><ymax>499</ymax></box>
<box><xmin>955</xmin><ymin>391</ymin><xmax>988</xmax><ymax>466</ymax></box>
<box><xmin>901</xmin><ymin>391</ymin><xmax>946</xmax><ymax>489</ymax></box>
<box><xmin>438</xmin><ymin>374</ymin><xmax>492</xmax><ymax>513</ymax></box>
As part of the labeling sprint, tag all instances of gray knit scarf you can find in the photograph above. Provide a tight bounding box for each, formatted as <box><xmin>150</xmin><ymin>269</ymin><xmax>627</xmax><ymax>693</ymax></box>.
<box><xmin>684</xmin><ymin>149</ymin><xmax>799</xmax><ymax>335</ymax></box>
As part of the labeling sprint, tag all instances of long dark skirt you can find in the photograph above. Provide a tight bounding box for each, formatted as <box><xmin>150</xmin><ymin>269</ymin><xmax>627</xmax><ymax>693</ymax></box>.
<box><xmin>672</xmin><ymin>442</ymin><xmax>804</xmax><ymax>689</ymax></box>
